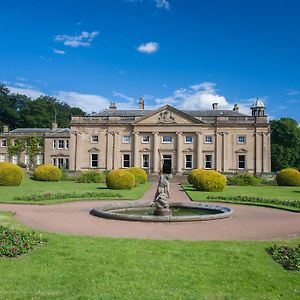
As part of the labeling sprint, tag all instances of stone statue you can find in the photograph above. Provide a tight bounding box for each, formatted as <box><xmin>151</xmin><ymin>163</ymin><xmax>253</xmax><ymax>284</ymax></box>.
<box><xmin>151</xmin><ymin>174</ymin><xmax>172</xmax><ymax>209</ymax></box>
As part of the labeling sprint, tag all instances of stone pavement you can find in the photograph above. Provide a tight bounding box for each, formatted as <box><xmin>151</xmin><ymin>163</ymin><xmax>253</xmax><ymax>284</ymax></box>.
<box><xmin>0</xmin><ymin>182</ymin><xmax>299</xmax><ymax>240</ymax></box>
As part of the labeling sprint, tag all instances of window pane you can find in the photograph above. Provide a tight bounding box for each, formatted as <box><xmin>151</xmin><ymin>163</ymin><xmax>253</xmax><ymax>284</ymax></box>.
<box><xmin>238</xmin><ymin>155</ymin><xmax>245</xmax><ymax>169</ymax></box>
<box><xmin>238</xmin><ymin>136</ymin><xmax>246</xmax><ymax>144</ymax></box>
<box><xmin>205</xmin><ymin>136</ymin><xmax>213</xmax><ymax>143</ymax></box>
<box><xmin>162</xmin><ymin>136</ymin><xmax>172</xmax><ymax>143</ymax></box>
<box><xmin>123</xmin><ymin>154</ymin><xmax>130</xmax><ymax>168</ymax></box>
<box><xmin>91</xmin><ymin>136</ymin><xmax>98</xmax><ymax>143</ymax></box>
<box><xmin>123</xmin><ymin>136</ymin><xmax>130</xmax><ymax>143</ymax></box>
<box><xmin>185</xmin><ymin>136</ymin><xmax>193</xmax><ymax>143</ymax></box>
<box><xmin>142</xmin><ymin>154</ymin><xmax>149</xmax><ymax>168</ymax></box>
<box><xmin>185</xmin><ymin>155</ymin><xmax>192</xmax><ymax>169</ymax></box>
<box><xmin>142</xmin><ymin>136</ymin><xmax>150</xmax><ymax>143</ymax></box>
<box><xmin>58</xmin><ymin>140</ymin><xmax>64</xmax><ymax>149</ymax></box>
<box><xmin>205</xmin><ymin>155</ymin><xmax>212</xmax><ymax>169</ymax></box>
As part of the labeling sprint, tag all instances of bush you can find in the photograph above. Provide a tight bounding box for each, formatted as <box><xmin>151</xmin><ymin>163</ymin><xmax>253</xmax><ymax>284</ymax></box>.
<box><xmin>77</xmin><ymin>171</ymin><xmax>106</xmax><ymax>183</ymax></box>
<box><xmin>227</xmin><ymin>173</ymin><xmax>262</xmax><ymax>186</ymax></box>
<box><xmin>276</xmin><ymin>168</ymin><xmax>300</xmax><ymax>186</ymax></box>
<box><xmin>194</xmin><ymin>170</ymin><xmax>226</xmax><ymax>192</ymax></box>
<box><xmin>128</xmin><ymin>167</ymin><xmax>148</xmax><ymax>184</ymax></box>
<box><xmin>187</xmin><ymin>169</ymin><xmax>206</xmax><ymax>187</ymax></box>
<box><xmin>266</xmin><ymin>244</ymin><xmax>300</xmax><ymax>271</ymax></box>
<box><xmin>106</xmin><ymin>170</ymin><xmax>135</xmax><ymax>190</ymax></box>
<box><xmin>33</xmin><ymin>164</ymin><xmax>62</xmax><ymax>181</ymax></box>
<box><xmin>0</xmin><ymin>162</ymin><xmax>23</xmax><ymax>186</ymax></box>
<box><xmin>0</xmin><ymin>225</ymin><xmax>46</xmax><ymax>258</ymax></box>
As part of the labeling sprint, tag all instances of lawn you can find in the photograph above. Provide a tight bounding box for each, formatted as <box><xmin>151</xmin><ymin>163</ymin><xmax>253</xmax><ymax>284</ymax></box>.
<box><xmin>182</xmin><ymin>184</ymin><xmax>300</xmax><ymax>211</ymax></box>
<box><xmin>0</xmin><ymin>212</ymin><xmax>299</xmax><ymax>299</ymax></box>
<box><xmin>0</xmin><ymin>175</ymin><xmax>152</xmax><ymax>204</ymax></box>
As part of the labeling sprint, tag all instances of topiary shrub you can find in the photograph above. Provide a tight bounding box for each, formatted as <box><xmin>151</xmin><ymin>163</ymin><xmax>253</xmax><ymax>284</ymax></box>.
<box><xmin>276</xmin><ymin>168</ymin><xmax>300</xmax><ymax>186</ymax></box>
<box><xmin>33</xmin><ymin>164</ymin><xmax>62</xmax><ymax>181</ymax></box>
<box><xmin>106</xmin><ymin>169</ymin><xmax>135</xmax><ymax>190</ymax></box>
<box><xmin>0</xmin><ymin>162</ymin><xmax>23</xmax><ymax>186</ymax></box>
<box><xmin>187</xmin><ymin>169</ymin><xmax>206</xmax><ymax>187</ymax></box>
<box><xmin>194</xmin><ymin>170</ymin><xmax>226</xmax><ymax>192</ymax></box>
<box><xmin>128</xmin><ymin>167</ymin><xmax>148</xmax><ymax>184</ymax></box>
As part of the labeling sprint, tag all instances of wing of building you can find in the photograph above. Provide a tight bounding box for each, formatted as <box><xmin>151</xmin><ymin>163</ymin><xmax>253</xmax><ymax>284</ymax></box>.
<box><xmin>0</xmin><ymin>98</ymin><xmax>271</xmax><ymax>174</ymax></box>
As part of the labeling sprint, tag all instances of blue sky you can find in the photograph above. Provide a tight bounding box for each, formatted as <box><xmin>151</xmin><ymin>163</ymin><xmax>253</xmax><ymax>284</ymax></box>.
<box><xmin>1</xmin><ymin>0</ymin><xmax>300</xmax><ymax>121</ymax></box>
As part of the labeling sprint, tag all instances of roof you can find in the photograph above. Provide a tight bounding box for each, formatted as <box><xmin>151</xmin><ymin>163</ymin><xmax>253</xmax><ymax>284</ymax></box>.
<box><xmin>6</xmin><ymin>128</ymin><xmax>70</xmax><ymax>135</ymax></box>
<box><xmin>90</xmin><ymin>109</ymin><xmax>248</xmax><ymax>118</ymax></box>
<box><xmin>251</xmin><ymin>98</ymin><xmax>265</xmax><ymax>108</ymax></box>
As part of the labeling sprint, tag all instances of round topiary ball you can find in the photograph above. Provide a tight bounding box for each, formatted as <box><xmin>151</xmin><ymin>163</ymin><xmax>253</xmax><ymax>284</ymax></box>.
<box><xmin>33</xmin><ymin>164</ymin><xmax>62</xmax><ymax>181</ymax></box>
<box><xmin>187</xmin><ymin>169</ymin><xmax>206</xmax><ymax>187</ymax></box>
<box><xmin>128</xmin><ymin>167</ymin><xmax>148</xmax><ymax>184</ymax></box>
<box><xmin>106</xmin><ymin>169</ymin><xmax>135</xmax><ymax>190</ymax></box>
<box><xmin>0</xmin><ymin>162</ymin><xmax>23</xmax><ymax>186</ymax></box>
<box><xmin>194</xmin><ymin>170</ymin><xmax>226</xmax><ymax>192</ymax></box>
<box><xmin>276</xmin><ymin>168</ymin><xmax>300</xmax><ymax>186</ymax></box>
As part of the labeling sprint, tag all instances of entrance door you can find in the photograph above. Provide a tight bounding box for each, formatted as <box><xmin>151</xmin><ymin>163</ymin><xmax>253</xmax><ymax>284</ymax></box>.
<box><xmin>162</xmin><ymin>155</ymin><xmax>172</xmax><ymax>174</ymax></box>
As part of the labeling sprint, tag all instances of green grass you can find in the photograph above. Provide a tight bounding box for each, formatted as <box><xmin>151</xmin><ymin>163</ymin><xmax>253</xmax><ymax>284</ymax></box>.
<box><xmin>182</xmin><ymin>184</ymin><xmax>300</xmax><ymax>211</ymax></box>
<box><xmin>0</xmin><ymin>175</ymin><xmax>152</xmax><ymax>204</ymax></box>
<box><xmin>0</xmin><ymin>212</ymin><xmax>299</xmax><ymax>299</ymax></box>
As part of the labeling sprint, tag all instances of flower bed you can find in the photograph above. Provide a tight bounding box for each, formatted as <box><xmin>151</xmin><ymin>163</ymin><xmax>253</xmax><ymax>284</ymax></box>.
<box><xmin>206</xmin><ymin>195</ymin><xmax>300</xmax><ymax>210</ymax></box>
<box><xmin>14</xmin><ymin>191</ymin><xmax>122</xmax><ymax>202</ymax></box>
<box><xmin>266</xmin><ymin>244</ymin><xmax>300</xmax><ymax>271</ymax></box>
<box><xmin>0</xmin><ymin>225</ymin><xmax>46</xmax><ymax>258</ymax></box>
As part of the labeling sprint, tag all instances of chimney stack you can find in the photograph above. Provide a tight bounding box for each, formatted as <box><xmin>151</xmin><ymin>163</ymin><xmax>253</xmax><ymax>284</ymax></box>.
<box><xmin>52</xmin><ymin>123</ymin><xmax>58</xmax><ymax>130</ymax></box>
<box><xmin>212</xmin><ymin>103</ymin><xmax>218</xmax><ymax>110</ymax></box>
<box><xmin>2</xmin><ymin>125</ymin><xmax>8</xmax><ymax>133</ymax></box>
<box><xmin>233</xmin><ymin>104</ymin><xmax>239</xmax><ymax>113</ymax></box>
<box><xmin>109</xmin><ymin>102</ymin><xmax>117</xmax><ymax>110</ymax></box>
<box><xmin>138</xmin><ymin>97</ymin><xmax>144</xmax><ymax>110</ymax></box>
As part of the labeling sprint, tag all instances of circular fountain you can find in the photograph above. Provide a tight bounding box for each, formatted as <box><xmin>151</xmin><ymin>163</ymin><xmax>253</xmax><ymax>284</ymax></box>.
<box><xmin>90</xmin><ymin>174</ymin><xmax>233</xmax><ymax>222</ymax></box>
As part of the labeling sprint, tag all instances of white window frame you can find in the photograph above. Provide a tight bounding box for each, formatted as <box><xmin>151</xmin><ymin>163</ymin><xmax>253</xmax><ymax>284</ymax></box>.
<box><xmin>204</xmin><ymin>135</ymin><xmax>213</xmax><ymax>144</ymax></box>
<box><xmin>238</xmin><ymin>154</ymin><xmax>246</xmax><ymax>169</ymax></box>
<box><xmin>162</xmin><ymin>135</ymin><xmax>173</xmax><ymax>143</ymax></box>
<box><xmin>65</xmin><ymin>140</ymin><xmax>69</xmax><ymax>149</ymax></box>
<box><xmin>90</xmin><ymin>153</ymin><xmax>99</xmax><ymax>168</ymax></box>
<box><xmin>237</xmin><ymin>135</ymin><xmax>246</xmax><ymax>144</ymax></box>
<box><xmin>122</xmin><ymin>135</ymin><xmax>131</xmax><ymax>144</ymax></box>
<box><xmin>0</xmin><ymin>154</ymin><xmax>5</xmax><ymax>162</ymax></box>
<box><xmin>204</xmin><ymin>154</ymin><xmax>213</xmax><ymax>169</ymax></box>
<box><xmin>122</xmin><ymin>153</ymin><xmax>131</xmax><ymax>168</ymax></box>
<box><xmin>12</xmin><ymin>155</ymin><xmax>18</xmax><ymax>165</ymax></box>
<box><xmin>0</xmin><ymin>139</ymin><xmax>6</xmax><ymax>147</ymax></box>
<box><xmin>24</xmin><ymin>154</ymin><xmax>30</xmax><ymax>165</ymax></box>
<box><xmin>142</xmin><ymin>154</ymin><xmax>150</xmax><ymax>169</ymax></box>
<box><xmin>91</xmin><ymin>136</ymin><xmax>99</xmax><ymax>144</ymax></box>
<box><xmin>185</xmin><ymin>154</ymin><xmax>193</xmax><ymax>169</ymax></box>
<box><xmin>185</xmin><ymin>136</ymin><xmax>193</xmax><ymax>144</ymax></box>
<box><xmin>142</xmin><ymin>135</ymin><xmax>150</xmax><ymax>143</ymax></box>
<box><xmin>52</xmin><ymin>158</ymin><xmax>57</xmax><ymax>167</ymax></box>
<box><xmin>36</xmin><ymin>154</ymin><xmax>43</xmax><ymax>165</ymax></box>
<box><xmin>52</xmin><ymin>140</ymin><xmax>57</xmax><ymax>149</ymax></box>
<box><xmin>58</xmin><ymin>140</ymin><xmax>65</xmax><ymax>149</ymax></box>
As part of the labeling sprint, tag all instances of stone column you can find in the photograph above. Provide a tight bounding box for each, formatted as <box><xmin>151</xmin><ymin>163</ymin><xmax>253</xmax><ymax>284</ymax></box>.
<box><xmin>176</xmin><ymin>132</ymin><xmax>182</xmax><ymax>174</ymax></box>
<box><xmin>261</xmin><ymin>133</ymin><xmax>265</xmax><ymax>173</ymax></box>
<box><xmin>133</xmin><ymin>132</ymin><xmax>139</xmax><ymax>167</ymax></box>
<box><xmin>215</xmin><ymin>131</ymin><xmax>218</xmax><ymax>171</ymax></box>
<box><xmin>152</xmin><ymin>131</ymin><xmax>159</xmax><ymax>174</ymax></box>
<box><xmin>106</xmin><ymin>131</ymin><xmax>113</xmax><ymax>170</ymax></box>
<box><xmin>112</xmin><ymin>132</ymin><xmax>119</xmax><ymax>170</ymax></box>
<box><xmin>196</xmin><ymin>132</ymin><xmax>202</xmax><ymax>169</ymax></box>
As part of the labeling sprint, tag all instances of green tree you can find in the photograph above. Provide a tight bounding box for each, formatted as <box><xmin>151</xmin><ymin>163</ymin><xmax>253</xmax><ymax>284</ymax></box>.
<box><xmin>270</xmin><ymin>118</ymin><xmax>300</xmax><ymax>171</ymax></box>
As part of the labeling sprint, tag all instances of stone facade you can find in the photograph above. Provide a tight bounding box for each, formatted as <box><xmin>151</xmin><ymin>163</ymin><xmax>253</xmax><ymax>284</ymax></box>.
<box><xmin>0</xmin><ymin>99</ymin><xmax>271</xmax><ymax>174</ymax></box>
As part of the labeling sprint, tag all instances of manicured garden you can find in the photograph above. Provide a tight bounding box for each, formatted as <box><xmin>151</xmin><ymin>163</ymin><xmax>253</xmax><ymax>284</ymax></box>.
<box><xmin>0</xmin><ymin>211</ymin><xmax>298</xmax><ymax>299</ymax></box>
<box><xmin>0</xmin><ymin>174</ymin><xmax>151</xmax><ymax>204</ymax></box>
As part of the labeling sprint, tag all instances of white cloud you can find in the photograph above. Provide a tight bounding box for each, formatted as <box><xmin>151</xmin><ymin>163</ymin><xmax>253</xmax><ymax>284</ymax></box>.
<box><xmin>155</xmin><ymin>82</ymin><xmax>253</xmax><ymax>114</ymax></box>
<box><xmin>155</xmin><ymin>0</ymin><xmax>170</xmax><ymax>10</ymax></box>
<box><xmin>113</xmin><ymin>91</ymin><xmax>134</xmax><ymax>102</ymax></box>
<box><xmin>56</xmin><ymin>91</ymin><xmax>110</xmax><ymax>113</ymax></box>
<box><xmin>53</xmin><ymin>48</ymin><xmax>66</xmax><ymax>55</ymax></box>
<box><xmin>136</xmin><ymin>42</ymin><xmax>159</xmax><ymax>54</ymax></box>
<box><xmin>287</xmin><ymin>89</ymin><xmax>300</xmax><ymax>96</ymax></box>
<box><xmin>7</xmin><ymin>86</ymin><xmax>45</xmax><ymax>99</ymax></box>
<box><xmin>54</xmin><ymin>31</ymin><xmax>99</xmax><ymax>48</ymax></box>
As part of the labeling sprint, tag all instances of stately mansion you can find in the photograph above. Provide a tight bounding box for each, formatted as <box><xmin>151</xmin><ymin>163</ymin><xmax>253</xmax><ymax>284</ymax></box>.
<box><xmin>0</xmin><ymin>98</ymin><xmax>271</xmax><ymax>174</ymax></box>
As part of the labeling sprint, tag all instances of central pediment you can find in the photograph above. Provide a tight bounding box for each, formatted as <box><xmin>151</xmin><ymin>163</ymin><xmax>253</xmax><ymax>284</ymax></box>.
<box><xmin>133</xmin><ymin>105</ymin><xmax>204</xmax><ymax>125</ymax></box>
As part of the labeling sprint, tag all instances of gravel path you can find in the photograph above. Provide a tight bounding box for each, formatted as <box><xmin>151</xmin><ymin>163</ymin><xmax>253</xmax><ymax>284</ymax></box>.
<box><xmin>0</xmin><ymin>183</ymin><xmax>299</xmax><ymax>240</ymax></box>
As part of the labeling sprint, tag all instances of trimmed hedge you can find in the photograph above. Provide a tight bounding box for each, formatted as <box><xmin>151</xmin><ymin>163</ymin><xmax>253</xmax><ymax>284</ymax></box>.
<box><xmin>194</xmin><ymin>170</ymin><xmax>226</xmax><ymax>192</ymax></box>
<box><xmin>76</xmin><ymin>171</ymin><xmax>106</xmax><ymax>183</ymax></box>
<box><xmin>0</xmin><ymin>162</ymin><xmax>23</xmax><ymax>186</ymax></box>
<box><xmin>227</xmin><ymin>173</ymin><xmax>263</xmax><ymax>186</ymax></box>
<box><xmin>276</xmin><ymin>168</ymin><xmax>300</xmax><ymax>186</ymax></box>
<box><xmin>187</xmin><ymin>169</ymin><xmax>206</xmax><ymax>187</ymax></box>
<box><xmin>106</xmin><ymin>169</ymin><xmax>135</xmax><ymax>190</ymax></box>
<box><xmin>33</xmin><ymin>164</ymin><xmax>62</xmax><ymax>181</ymax></box>
<box><xmin>128</xmin><ymin>167</ymin><xmax>148</xmax><ymax>184</ymax></box>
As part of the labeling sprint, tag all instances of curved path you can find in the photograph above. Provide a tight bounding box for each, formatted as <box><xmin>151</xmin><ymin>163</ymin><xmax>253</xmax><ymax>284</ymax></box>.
<box><xmin>0</xmin><ymin>183</ymin><xmax>299</xmax><ymax>240</ymax></box>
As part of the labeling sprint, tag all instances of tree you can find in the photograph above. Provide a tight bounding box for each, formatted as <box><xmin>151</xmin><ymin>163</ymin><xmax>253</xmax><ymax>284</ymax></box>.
<box><xmin>270</xmin><ymin>118</ymin><xmax>300</xmax><ymax>171</ymax></box>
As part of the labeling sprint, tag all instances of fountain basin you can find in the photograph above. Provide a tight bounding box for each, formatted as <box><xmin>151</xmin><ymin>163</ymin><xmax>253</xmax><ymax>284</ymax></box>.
<box><xmin>90</xmin><ymin>202</ymin><xmax>233</xmax><ymax>222</ymax></box>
